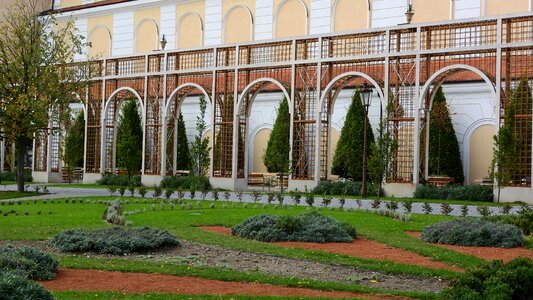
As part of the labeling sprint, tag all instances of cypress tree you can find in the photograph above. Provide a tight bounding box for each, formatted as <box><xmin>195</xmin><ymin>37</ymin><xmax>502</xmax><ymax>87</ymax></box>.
<box><xmin>175</xmin><ymin>112</ymin><xmax>191</xmax><ymax>171</ymax></box>
<box><xmin>332</xmin><ymin>90</ymin><xmax>374</xmax><ymax>180</ymax></box>
<box><xmin>428</xmin><ymin>87</ymin><xmax>464</xmax><ymax>184</ymax></box>
<box><xmin>116</xmin><ymin>99</ymin><xmax>143</xmax><ymax>182</ymax></box>
<box><xmin>63</xmin><ymin>111</ymin><xmax>85</xmax><ymax>182</ymax></box>
<box><xmin>190</xmin><ymin>96</ymin><xmax>211</xmax><ymax>176</ymax></box>
<box><xmin>263</xmin><ymin>97</ymin><xmax>291</xmax><ymax>186</ymax></box>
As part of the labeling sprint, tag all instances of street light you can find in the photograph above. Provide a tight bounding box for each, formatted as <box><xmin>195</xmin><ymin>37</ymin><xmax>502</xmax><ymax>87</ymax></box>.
<box><xmin>360</xmin><ymin>82</ymin><xmax>373</xmax><ymax>198</ymax></box>
<box><xmin>160</xmin><ymin>34</ymin><xmax>167</xmax><ymax>50</ymax></box>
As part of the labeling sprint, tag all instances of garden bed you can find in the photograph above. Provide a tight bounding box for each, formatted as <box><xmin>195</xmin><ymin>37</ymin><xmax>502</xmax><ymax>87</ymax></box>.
<box><xmin>41</xmin><ymin>269</ymin><xmax>407</xmax><ymax>300</ymax></box>
<box><xmin>406</xmin><ymin>231</ymin><xmax>533</xmax><ymax>262</ymax></box>
<box><xmin>199</xmin><ymin>226</ymin><xmax>462</xmax><ymax>272</ymax></box>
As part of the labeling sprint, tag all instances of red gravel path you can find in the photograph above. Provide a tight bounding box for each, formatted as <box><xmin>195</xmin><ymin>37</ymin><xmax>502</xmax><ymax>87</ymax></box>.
<box><xmin>406</xmin><ymin>231</ymin><xmax>533</xmax><ymax>262</ymax></box>
<box><xmin>198</xmin><ymin>226</ymin><xmax>462</xmax><ymax>272</ymax></box>
<box><xmin>40</xmin><ymin>269</ymin><xmax>408</xmax><ymax>300</ymax></box>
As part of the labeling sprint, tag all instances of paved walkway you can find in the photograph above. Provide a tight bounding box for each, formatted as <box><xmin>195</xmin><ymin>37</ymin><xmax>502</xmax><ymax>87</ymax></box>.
<box><xmin>1</xmin><ymin>184</ymin><xmax>528</xmax><ymax>217</ymax></box>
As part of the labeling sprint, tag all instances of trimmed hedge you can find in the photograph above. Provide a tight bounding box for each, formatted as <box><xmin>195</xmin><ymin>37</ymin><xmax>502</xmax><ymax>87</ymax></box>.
<box><xmin>0</xmin><ymin>247</ymin><xmax>58</xmax><ymax>280</ymax></box>
<box><xmin>421</xmin><ymin>218</ymin><xmax>523</xmax><ymax>248</ymax></box>
<box><xmin>486</xmin><ymin>211</ymin><xmax>533</xmax><ymax>236</ymax></box>
<box><xmin>312</xmin><ymin>180</ymin><xmax>382</xmax><ymax>197</ymax></box>
<box><xmin>96</xmin><ymin>174</ymin><xmax>141</xmax><ymax>187</ymax></box>
<box><xmin>440</xmin><ymin>258</ymin><xmax>533</xmax><ymax>299</ymax></box>
<box><xmin>0</xmin><ymin>271</ymin><xmax>55</xmax><ymax>300</ymax></box>
<box><xmin>51</xmin><ymin>227</ymin><xmax>180</xmax><ymax>255</ymax></box>
<box><xmin>160</xmin><ymin>175</ymin><xmax>210</xmax><ymax>191</ymax></box>
<box><xmin>414</xmin><ymin>184</ymin><xmax>493</xmax><ymax>202</ymax></box>
<box><xmin>0</xmin><ymin>172</ymin><xmax>32</xmax><ymax>182</ymax></box>
<box><xmin>232</xmin><ymin>212</ymin><xmax>357</xmax><ymax>243</ymax></box>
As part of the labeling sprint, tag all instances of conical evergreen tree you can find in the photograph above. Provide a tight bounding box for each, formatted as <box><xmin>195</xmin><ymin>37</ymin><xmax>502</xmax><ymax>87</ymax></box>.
<box><xmin>263</xmin><ymin>97</ymin><xmax>290</xmax><ymax>175</ymax></box>
<box><xmin>428</xmin><ymin>87</ymin><xmax>464</xmax><ymax>184</ymax></box>
<box><xmin>63</xmin><ymin>111</ymin><xmax>85</xmax><ymax>183</ymax></box>
<box><xmin>175</xmin><ymin>112</ymin><xmax>191</xmax><ymax>171</ymax></box>
<box><xmin>332</xmin><ymin>90</ymin><xmax>374</xmax><ymax>180</ymax></box>
<box><xmin>117</xmin><ymin>99</ymin><xmax>143</xmax><ymax>182</ymax></box>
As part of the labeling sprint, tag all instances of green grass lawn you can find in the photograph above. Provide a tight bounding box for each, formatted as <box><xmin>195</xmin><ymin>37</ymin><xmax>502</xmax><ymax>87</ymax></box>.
<box><xmin>0</xmin><ymin>191</ymin><xmax>39</xmax><ymax>199</ymax></box>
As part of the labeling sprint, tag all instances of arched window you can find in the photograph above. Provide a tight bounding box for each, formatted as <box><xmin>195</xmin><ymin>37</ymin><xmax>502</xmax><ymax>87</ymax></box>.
<box><xmin>331</xmin><ymin>0</ymin><xmax>368</xmax><ymax>32</ymax></box>
<box><xmin>88</xmin><ymin>26</ymin><xmax>112</xmax><ymax>57</ymax></box>
<box><xmin>223</xmin><ymin>5</ymin><xmax>253</xmax><ymax>44</ymax></box>
<box><xmin>274</xmin><ymin>0</ymin><xmax>308</xmax><ymax>38</ymax></box>
<box><xmin>135</xmin><ymin>18</ymin><xmax>159</xmax><ymax>53</ymax></box>
<box><xmin>177</xmin><ymin>12</ymin><xmax>203</xmax><ymax>49</ymax></box>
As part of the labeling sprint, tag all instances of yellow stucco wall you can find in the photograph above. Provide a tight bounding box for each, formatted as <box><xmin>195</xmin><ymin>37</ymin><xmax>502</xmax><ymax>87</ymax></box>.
<box><xmin>329</xmin><ymin>128</ymin><xmax>341</xmax><ymax>175</ymax></box>
<box><xmin>332</xmin><ymin>0</ymin><xmax>368</xmax><ymax>32</ymax></box>
<box><xmin>223</xmin><ymin>0</ymin><xmax>255</xmax><ymax>43</ymax></box>
<box><xmin>468</xmin><ymin>124</ymin><xmax>494</xmax><ymax>184</ymax></box>
<box><xmin>486</xmin><ymin>0</ymin><xmax>529</xmax><ymax>16</ymax></box>
<box><xmin>274</xmin><ymin>0</ymin><xmax>310</xmax><ymax>38</ymax></box>
<box><xmin>60</xmin><ymin>0</ymin><xmax>82</xmax><ymax>9</ymax></box>
<box><xmin>134</xmin><ymin>7</ymin><xmax>160</xmax><ymax>53</ymax></box>
<box><xmin>177</xmin><ymin>1</ymin><xmax>205</xmax><ymax>48</ymax></box>
<box><xmin>87</xmin><ymin>15</ymin><xmax>113</xmax><ymax>57</ymax></box>
<box><xmin>411</xmin><ymin>0</ymin><xmax>450</xmax><ymax>23</ymax></box>
<box><xmin>252</xmin><ymin>128</ymin><xmax>271</xmax><ymax>173</ymax></box>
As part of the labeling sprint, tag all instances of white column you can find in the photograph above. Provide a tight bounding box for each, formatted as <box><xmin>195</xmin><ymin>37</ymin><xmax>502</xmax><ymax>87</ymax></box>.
<box><xmin>255</xmin><ymin>0</ymin><xmax>273</xmax><ymax>40</ymax></box>
<box><xmin>310</xmin><ymin>0</ymin><xmax>330</xmax><ymax>35</ymax></box>
<box><xmin>160</xmin><ymin>5</ymin><xmax>176</xmax><ymax>50</ymax></box>
<box><xmin>204</xmin><ymin>0</ymin><xmax>222</xmax><ymax>46</ymax></box>
<box><xmin>372</xmin><ymin>0</ymin><xmax>407</xmax><ymax>28</ymax></box>
<box><xmin>75</xmin><ymin>18</ymin><xmax>88</xmax><ymax>61</ymax></box>
<box><xmin>112</xmin><ymin>11</ymin><xmax>134</xmax><ymax>56</ymax></box>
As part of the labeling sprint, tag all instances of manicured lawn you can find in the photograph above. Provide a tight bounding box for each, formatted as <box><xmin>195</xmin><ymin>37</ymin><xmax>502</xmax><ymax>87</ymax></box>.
<box><xmin>0</xmin><ymin>191</ymin><xmax>39</xmax><ymax>199</ymax></box>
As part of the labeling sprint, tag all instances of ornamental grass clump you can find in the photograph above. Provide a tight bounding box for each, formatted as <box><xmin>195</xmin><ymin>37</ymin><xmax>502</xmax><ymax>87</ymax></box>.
<box><xmin>51</xmin><ymin>227</ymin><xmax>180</xmax><ymax>255</ymax></box>
<box><xmin>421</xmin><ymin>218</ymin><xmax>523</xmax><ymax>248</ymax></box>
<box><xmin>231</xmin><ymin>212</ymin><xmax>356</xmax><ymax>243</ymax></box>
<box><xmin>0</xmin><ymin>247</ymin><xmax>58</xmax><ymax>280</ymax></box>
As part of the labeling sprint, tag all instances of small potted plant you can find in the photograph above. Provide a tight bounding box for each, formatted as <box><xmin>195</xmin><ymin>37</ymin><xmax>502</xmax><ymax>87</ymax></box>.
<box><xmin>405</xmin><ymin>4</ymin><xmax>414</xmax><ymax>24</ymax></box>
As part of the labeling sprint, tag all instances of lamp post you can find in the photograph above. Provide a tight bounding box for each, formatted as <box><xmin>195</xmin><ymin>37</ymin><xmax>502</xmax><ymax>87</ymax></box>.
<box><xmin>360</xmin><ymin>82</ymin><xmax>373</xmax><ymax>198</ymax></box>
<box><xmin>160</xmin><ymin>34</ymin><xmax>167</xmax><ymax>50</ymax></box>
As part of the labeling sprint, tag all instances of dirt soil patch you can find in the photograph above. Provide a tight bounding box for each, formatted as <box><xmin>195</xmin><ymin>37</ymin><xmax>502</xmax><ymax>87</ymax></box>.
<box><xmin>200</xmin><ymin>226</ymin><xmax>462</xmax><ymax>272</ymax></box>
<box><xmin>40</xmin><ymin>269</ymin><xmax>408</xmax><ymax>300</ymax></box>
<box><xmin>1</xmin><ymin>238</ymin><xmax>449</xmax><ymax>293</ymax></box>
<box><xmin>406</xmin><ymin>231</ymin><xmax>533</xmax><ymax>262</ymax></box>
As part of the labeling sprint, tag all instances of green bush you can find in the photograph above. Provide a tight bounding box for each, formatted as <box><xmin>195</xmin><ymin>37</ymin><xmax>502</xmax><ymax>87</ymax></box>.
<box><xmin>232</xmin><ymin>212</ymin><xmax>357</xmax><ymax>243</ymax></box>
<box><xmin>0</xmin><ymin>172</ymin><xmax>32</xmax><ymax>182</ymax></box>
<box><xmin>312</xmin><ymin>180</ymin><xmax>382</xmax><ymax>197</ymax></box>
<box><xmin>51</xmin><ymin>227</ymin><xmax>180</xmax><ymax>255</ymax></box>
<box><xmin>414</xmin><ymin>184</ymin><xmax>493</xmax><ymax>202</ymax></box>
<box><xmin>0</xmin><ymin>247</ymin><xmax>58</xmax><ymax>280</ymax></box>
<box><xmin>96</xmin><ymin>174</ymin><xmax>141</xmax><ymax>187</ymax></box>
<box><xmin>421</xmin><ymin>218</ymin><xmax>523</xmax><ymax>248</ymax></box>
<box><xmin>439</xmin><ymin>258</ymin><xmax>533</xmax><ymax>299</ymax></box>
<box><xmin>0</xmin><ymin>271</ymin><xmax>55</xmax><ymax>300</ymax></box>
<box><xmin>160</xmin><ymin>175</ymin><xmax>210</xmax><ymax>191</ymax></box>
<box><xmin>486</xmin><ymin>211</ymin><xmax>533</xmax><ymax>236</ymax></box>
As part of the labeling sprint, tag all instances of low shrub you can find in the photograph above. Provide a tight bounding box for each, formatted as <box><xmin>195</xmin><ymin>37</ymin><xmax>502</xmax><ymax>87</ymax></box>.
<box><xmin>0</xmin><ymin>172</ymin><xmax>32</xmax><ymax>182</ymax></box>
<box><xmin>421</xmin><ymin>218</ymin><xmax>523</xmax><ymax>248</ymax></box>
<box><xmin>0</xmin><ymin>271</ymin><xmax>55</xmax><ymax>300</ymax></box>
<box><xmin>97</xmin><ymin>174</ymin><xmax>141</xmax><ymax>187</ymax></box>
<box><xmin>232</xmin><ymin>212</ymin><xmax>357</xmax><ymax>243</ymax></box>
<box><xmin>312</xmin><ymin>180</ymin><xmax>382</xmax><ymax>197</ymax></box>
<box><xmin>486</xmin><ymin>210</ymin><xmax>533</xmax><ymax>236</ymax></box>
<box><xmin>414</xmin><ymin>184</ymin><xmax>493</xmax><ymax>202</ymax></box>
<box><xmin>160</xmin><ymin>175</ymin><xmax>210</xmax><ymax>191</ymax></box>
<box><xmin>439</xmin><ymin>257</ymin><xmax>533</xmax><ymax>300</ymax></box>
<box><xmin>51</xmin><ymin>227</ymin><xmax>180</xmax><ymax>255</ymax></box>
<box><xmin>0</xmin><ymin>247</ymin><xmax>58</xmax><ymax>280</ymax></box>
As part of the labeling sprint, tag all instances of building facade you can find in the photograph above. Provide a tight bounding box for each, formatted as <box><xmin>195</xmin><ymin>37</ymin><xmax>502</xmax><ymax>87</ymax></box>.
<box><xmin>13</xmin><ymin>0</ymin><xmax>533</xmax><ymax>202</ymax></box>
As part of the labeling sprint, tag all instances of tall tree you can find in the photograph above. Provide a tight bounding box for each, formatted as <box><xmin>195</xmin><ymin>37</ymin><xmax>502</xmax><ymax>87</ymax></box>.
<box><xmin>332</xmin><ymin>90</ymin><xmax>374</xmax><ymax>180</ymax></box>
<box><xmin>190</xmin><ymin>96</ymin><xmax>211</xmax><ymax>176</ymax></box>
<box><xmin>428</xmin><ymin>87</ymin><xmax>464</xmax><ymax>184</ymax></box>
<box><xmin>175</xmin><ymin>112</ymin><xmax>191</xmax><ymax>171</ymax></box>
<box><xmin>0</xmin><ymin>0</ymin><xmax>90</xmax><ymax>191</ymax></box>
<box><xmin>116</xmin><ymin>99</ymin><xmax>143</xmax><ymax>183</ymax></box>
<box><xmin>263</xmin><ymin>97</ymin><xmax>290</xmax><ymax>189</ymax></box>
<box><xmin>62</xmin><ymin>111</ymin><xmax>85</xmax><ymax>183</ymax></box>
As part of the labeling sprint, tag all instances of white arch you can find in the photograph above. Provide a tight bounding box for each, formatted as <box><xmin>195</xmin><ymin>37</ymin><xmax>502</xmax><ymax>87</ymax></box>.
<box><xmin>87</xmin><ymin>25</ymin><xmax>112</xmax><ymax>58</ymax></box>
<box><xmin>176</xmin><ymin>12</ymin><xmax>204</xmax><ymax>48</ymax></box>
<box><xmin>317</xmin><ymin>71</ymin><xmax>385</xmax><ymax>119</ymax></box>
<box><xmin>418</xmin><ymin>64</ymin><xmax>497</xmax><ymax>111</ymax></box>
<box><xmin>331</xmin><ymin>0</ymin><xmax>371</xmax><ymax>31</ymax></box>
<box><xmin>164</xmin><ymin>83</ymin><xmax>212</xmax><ymax>119</ymax></box>
<box><xmin>273</xmin><ymin>0</ymin><xmax>309</xmax><ymax>38</ymax></box>
<box><xmin>222</xmin><ymin>4</ymin><xmax>254</xmax><ymax>43</ymax></box>
<box><xmin>103</xmin><ymin>87</ymin><xmax>145</xmax><ymax>122</ymax></box>
<box><xmin>69</xmin><ymin>92</ymin><xmax>87</xmax><ymax>119</ymax></box>
<box><xmin>134</xmin><ymin>17</ymin><xmax>160</xmax><ymax>52</ymax></box>
<box><xmin>236</xmin><ymin>78</ymin><xmax>291</xmax><ymax>115</ymax></box>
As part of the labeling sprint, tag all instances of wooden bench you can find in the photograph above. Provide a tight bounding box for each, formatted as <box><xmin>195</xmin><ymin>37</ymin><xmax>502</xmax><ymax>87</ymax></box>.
<box><xmin>428</xmin><ymin>176</ymin><xmax>454</xmax><ymax>187</ymax></box>
<box><xmin>248</xmin><ymin>173</ymin><xmax>264</xmax><ymax>186</ymax></box>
